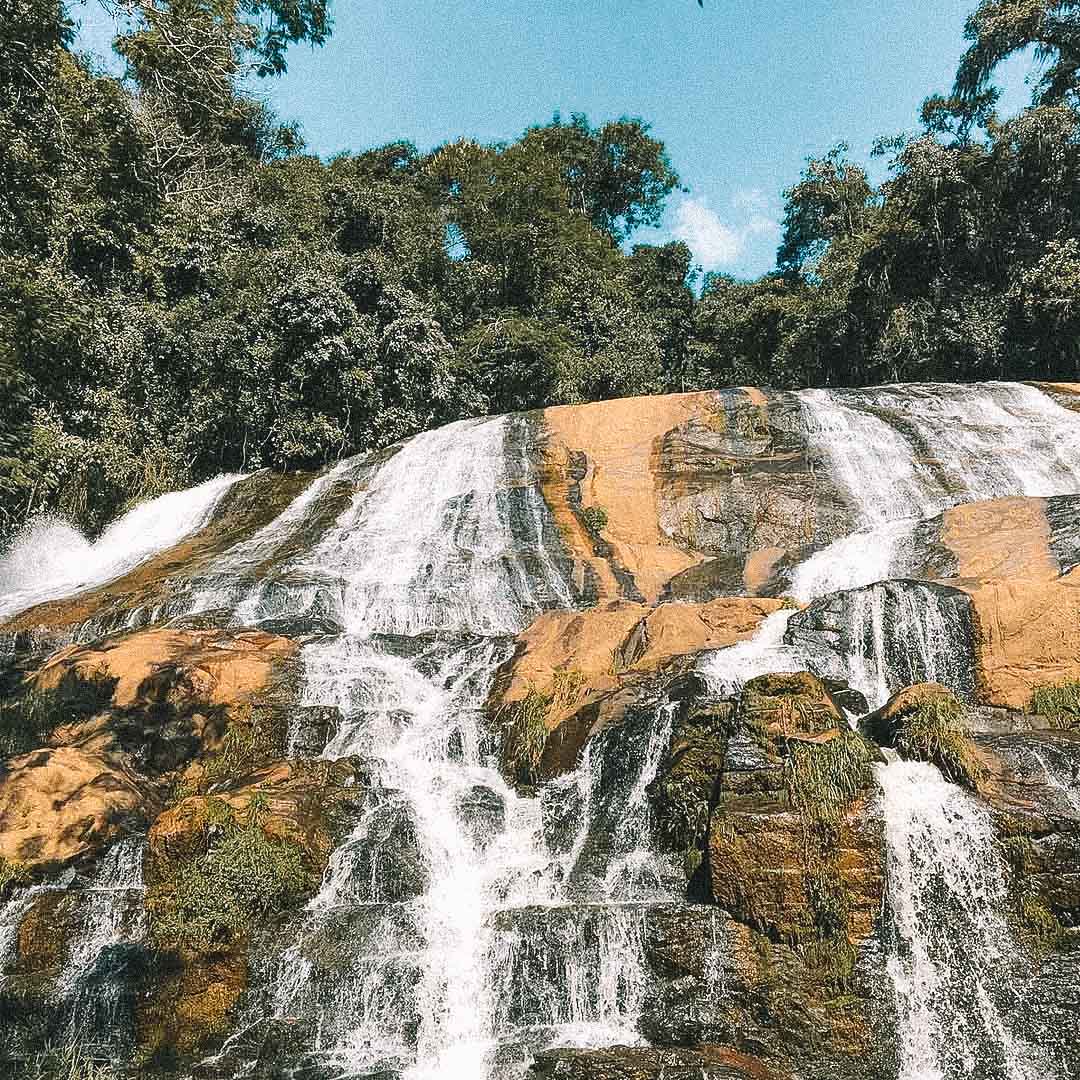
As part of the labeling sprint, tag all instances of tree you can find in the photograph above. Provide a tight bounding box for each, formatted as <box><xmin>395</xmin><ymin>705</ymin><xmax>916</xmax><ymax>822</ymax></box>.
<box><xmin>955</xmin><ymin>0</ymin><xmax>1080</xmax><ymax>108</ymax></box>
<box><xmin>776</xmin><ymin>145</ymin><xmax>876</xmax><ymax>276</ymax></box>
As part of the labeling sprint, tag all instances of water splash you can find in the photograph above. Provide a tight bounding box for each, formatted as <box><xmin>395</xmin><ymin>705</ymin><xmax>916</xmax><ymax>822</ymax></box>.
<box><xmin>877</xmin><ymin>760</ymin><xmax>1050</xmax><ymax>1080</ymax></box>
<box><xmin>0</xmin><ymin>474</ymin><xmax>239</xmax><ymax>621</ymax></box>
<box><xmin>698</xmin><ymin>609</ymin><xmax>801</xmax><ymax>696</ymax></box>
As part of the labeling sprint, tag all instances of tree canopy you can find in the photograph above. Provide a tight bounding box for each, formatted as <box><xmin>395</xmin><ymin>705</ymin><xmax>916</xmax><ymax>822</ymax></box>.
<box><xmin>1</xmin><ymin>0</ymin><xmax>1079</xmax><ymax>538</ymax></box>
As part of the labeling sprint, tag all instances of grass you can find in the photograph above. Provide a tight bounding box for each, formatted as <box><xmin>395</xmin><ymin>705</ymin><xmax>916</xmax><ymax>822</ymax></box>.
<box><xmin>784</xmin><ymin>731</ymin><xmax>878</xmax><ymax>826</ymax></box>
<box><xmin>0</xmin><ymin>855</ymin><xmax>31</xmax><ymax>897</ymax></box>
<box><xmin>18</xmin><ymin>1041</ymin><xmax>119</xmax><ymax>1080</ymax></box>
<box><xmin>895</xmin><ymin>695</ymin><xmax>984</xmax><ymax>789</ymax></box>
<box><xmin>1019</xmin><ymin>894</ymin><xmax>1065</xmax><ymax>947</ymax></box>
<box><xmin>581</xmin><ymin>505</ymin><xmax>608</xmax><ymax>533</ymax></box>
<box><xmin>499</xmin><ymin>687</ymin><xmax>551</xmax><ymax>784</ymax></box>
<box><xmin>0</xmin><ymin>667</ymin><xmax>116</xmax><ymax>759</ymax></box>
<box><xmin>498</xmin><ymin>668</ymin><xmax>585</xmax><ymax>784</ymax></box>
<box><xmin>147</xmin><ymin>797</ymin><xmax>316</xmax><ymax>952</ymax></box>
<box><xmin>1029</xmin><ymin>679</ymin><xmax>1080</xmax><ymax>729</ymax></box>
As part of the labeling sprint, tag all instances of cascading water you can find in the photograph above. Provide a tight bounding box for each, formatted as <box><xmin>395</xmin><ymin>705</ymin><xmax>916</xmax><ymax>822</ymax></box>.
<box><xmin>695</xmin><ymin>383</ymin><xmax>1080</xmax><ymax>1076</ymax></box>
<box><xmin>0</xmin><ymin>473</ymin><xmax>239</xmax><ymax>622</ymax></box>
<box><xmin>198</xmin><ymin>413</ymin><xmax>680</xmax><ymax>1080</ymax></box>
<box><xmin>876</xmin><ymin>760</ymin><xmax>1051</xmax><ymax>1080</ymax></box>
<box><xmin>10</xmin><ymin>381</ymin><xmax>1080</xmax><ymax>1078</ymax></box>
<box><xmin>60</xmin><ymin>839</ymin><xmax>147</xmax><ymax>1051</ymax></box>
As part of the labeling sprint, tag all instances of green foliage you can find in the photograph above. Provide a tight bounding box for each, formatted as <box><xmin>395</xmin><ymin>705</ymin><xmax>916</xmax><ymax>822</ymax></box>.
<box><xmin>895</xmin><ymin>695</ymin><xmax>985</xmax><ymax>789</ymax></box>
<box><xmin>582</xmin><ymin>504</ymin><xmax>608</xmax><ymax>533</ymax></box>
<box><xmin>3</xmin><ymin>0</ymin><xmax>1080</xmax><ymax>539</ymax></box>
<box><xmin>1019</xmin><ymin>893</ymin><xmax>1066</xmax><ymax>946</ymax></box>
<box><xmin>0</xmin><ymin>855</ymin><xmax>31</xmax><ymax>897</ymax></box>
<box><xmin>148</xmin><ymin>801</ymin><xmax>316</xmax><ymax>952</ymax></box>
<box><xmin>499</xmin><ymin>687</ymin><xmax>551</xmax><ymax>785</ymax></box>
<box><xmin>784</xmin><ymin>731</ymin><xmax>878</xmax><ymax>826</ymax></box>
<box><xmin>1030</xmin><ymin>678</ymin><xmax>1080</xmax><ymax>728</ymax></box>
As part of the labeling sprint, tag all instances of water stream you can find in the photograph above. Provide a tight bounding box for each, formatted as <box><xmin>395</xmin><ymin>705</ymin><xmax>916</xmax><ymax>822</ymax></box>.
<box><xmin>7</xmin><ymin>382</ymin><xmax>1080</xmax><ymax>1077</ymax></box>
<box><xmin>876</xmin><ymin>761</ymin><xmax>1048</xmax><ymax>1080</ymax></box>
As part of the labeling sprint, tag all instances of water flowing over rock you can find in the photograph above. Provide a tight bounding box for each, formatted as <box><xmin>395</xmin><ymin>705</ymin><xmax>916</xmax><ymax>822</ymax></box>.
<box><xmin>3</xmin><ymin>381</ymin><xmax>1080</xmax><ymax>1079</ymax></box>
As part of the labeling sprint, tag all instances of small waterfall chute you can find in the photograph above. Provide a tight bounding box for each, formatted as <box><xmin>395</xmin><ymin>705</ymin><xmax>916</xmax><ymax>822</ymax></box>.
<box><xmin>877</xmin><ymin>759</ymin><xmax>1052</xmax><ymax>1080</ymax></box>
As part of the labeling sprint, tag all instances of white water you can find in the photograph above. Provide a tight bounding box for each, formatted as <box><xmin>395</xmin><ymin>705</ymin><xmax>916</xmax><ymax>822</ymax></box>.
<box><xmin>1030</xmin><ymin>745</ymin><xmax>1080</xmax><ymax>815</ymax></box>
<box><xmin>58</xmin><ymin>838</ymin><xmax>146</xmax><ymax>999</ymax></box>
<box><xmin>225</xmin><ymin>414</ymin><xmax>669</xmax><ymax>1079</ymax></box>
<box><xmin>0</xmin><ymin>474</ymin><xmax>239</xmax><ymax>621</ymax></box>
<box><xmin>704</xmin><ymin>383</ymin><xmax>1080</xmax><ymax>703</ymax></box>
<box><xmin>0</xmin><ymin>880</ymin><xmax>60</xmax><ymax>989</ymax></box>
<box><xmin>877</xmin><ymin>760</ymin><xmax>1049</xmax><ymax>1080</ymax></box>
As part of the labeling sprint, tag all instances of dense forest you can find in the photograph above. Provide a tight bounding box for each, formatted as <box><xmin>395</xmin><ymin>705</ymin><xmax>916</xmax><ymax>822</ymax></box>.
<box><xmin>1</xmin><ymin>0</ymin><xmax>1079</xmax><ymax>539</ymax></box>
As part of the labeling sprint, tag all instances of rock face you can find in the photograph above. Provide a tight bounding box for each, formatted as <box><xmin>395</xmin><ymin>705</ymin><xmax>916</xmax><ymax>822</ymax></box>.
<box><xmin>3</xmin><ymin>381</ymin><xmax>1080</xmax><ymax>1080</ymax></box>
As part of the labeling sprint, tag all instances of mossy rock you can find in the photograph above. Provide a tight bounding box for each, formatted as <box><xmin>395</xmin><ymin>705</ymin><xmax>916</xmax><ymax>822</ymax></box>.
<box><xmin>739</xmin><ymin>672</ymin><xmax>844</xmax><ymax>744</ymax></box>
<box><xmin>861</xmin><ymin>684</ymin><xmax>985</xmax><ymax>790</ymax></box>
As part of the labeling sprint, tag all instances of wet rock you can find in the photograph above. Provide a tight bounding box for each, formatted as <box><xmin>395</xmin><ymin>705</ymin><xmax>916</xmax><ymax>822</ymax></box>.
<box><xmin>457</xmin><ymin>784</ymin><xmax>506</xmax><ymax>851</ymax></box>
<box><xmin>190</xmin><ymin>1017</ymin><xmax>318</xmax><ymax>1078</ymax></box>
<box><xmin>785</xmin><ymin>580</ymin><xmax>976</xmax><ymax>704</ymax></box>
<box><xmin>288</xmin><ymin>705</ymin><xmax>341</xmax><ymax>758</ymax></box>
<box><xmin>529</xmin><ymin>1045</ymin><xmax>788</xmax><ymax>1080</ymax></box>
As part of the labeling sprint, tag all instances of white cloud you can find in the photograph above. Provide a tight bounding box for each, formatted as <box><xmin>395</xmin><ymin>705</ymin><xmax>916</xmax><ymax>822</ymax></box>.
<box><xmin>673</xmin><ymin>199</ymin><xmax>742</xmax><ymax>268</ymax></box>
<box><xmin>731</xmin><ymin>188</ymin><xmax>771</xmax><ymax>215</ymax></box>
<box><xmin>672</xmin><ymin>192</ymin><xmax>780</xmax><ymax>272</ymax></box>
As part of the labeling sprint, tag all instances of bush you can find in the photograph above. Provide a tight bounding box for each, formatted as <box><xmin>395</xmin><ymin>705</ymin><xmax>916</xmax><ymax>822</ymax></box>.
<box><xmin>895</xmin><ymin>695</ymin><xmax>984</xmax><ymax>789</ymax></box>
<box><xmin>1029</xmin><ymin>679</ymin><xmax>1080</xmax><ymax>729</ymax></box>
<box><xmin>582</xmin><ymin>505</ymin><xmax>608</xmax><ymax>533</ymax></box>
<box><xmin>148</xmin><ymin>800</ymin><xmax>316</xmax><ymax>952</ymax></box>
<box><xmin>785</xmin><ymin>730</ymin><xmax>878</xmax><ymax>825</ymax></box>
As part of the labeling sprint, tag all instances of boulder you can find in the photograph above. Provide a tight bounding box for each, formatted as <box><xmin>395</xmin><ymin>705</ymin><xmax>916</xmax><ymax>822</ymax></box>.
<box><xmin>488</xmin><ymin>597</ymin><xmax>787</xmax><ymax>781</ymax></box>
<box><xmin>0</xmin><ymin>747</ymin><xmax>147</xmax><ymax>870</ymax></box>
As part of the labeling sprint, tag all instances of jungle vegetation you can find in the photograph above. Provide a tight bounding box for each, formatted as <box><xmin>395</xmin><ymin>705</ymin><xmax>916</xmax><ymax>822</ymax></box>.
<box><xmin>1</xmin><ymin>0</ymin><xmax>1079</xmax><ymax>537</ymax></box>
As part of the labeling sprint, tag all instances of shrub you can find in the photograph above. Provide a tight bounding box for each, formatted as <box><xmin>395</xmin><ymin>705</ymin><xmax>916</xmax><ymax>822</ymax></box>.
<box><xmin>785</xmin><ymin>730</ymin><xmax>878</xmax><ymax>825</ymax></box>
<box><xmin>895</xmin><ymin>695</ymin><xmax>984</xmax><ymax>789</ymax></box>
<box><xmin>148</xmin><ymin>801</ymin><xmax>316</xmax><ymax>952</ymax></box>
<box><xmin>582</xmin><ymin>504</ymin><xmax>608</xmax><ymax>533</ymax></box>
<box><xmin>1029</xmin><ymin>679</ymin><xmax>1080</xmax><ymax>729</ymax></box>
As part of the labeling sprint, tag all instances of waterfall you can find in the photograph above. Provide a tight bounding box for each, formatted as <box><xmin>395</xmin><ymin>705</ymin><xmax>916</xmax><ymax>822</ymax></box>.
<box><xmin>698</xmin><ymin>609</ymin><xmax>801</xmax><ymax>695</ymax></box>
<box><xmin>1030</xmin><ymin>746</ymin><xmax>1080</xmax><ymax>815</ymax></box>
<box><xmin>876</xmin><ymin>760</ymin><xmax>1051</xmax><ymax>1080</ymax></box>
<box><xmin>60</xmin><ymin>839</ymin><xmax>147</xmax><ymax>1050</ymax></box>
<box><xmin>794</xmin><ymin>383</ymin><xmax>1080</xmax><ymax>598</ymax></box>
<box><xmin>0</xmin><ymin>880</ymin><xmax>59</xmax><ymax>988</ymax></box>
<box><xmin>203</xmin><ymin>414</ymin><xmax>681</xmax><ymax>1079</ymax></box>
<box><xmin>0</xmin><ymin>474</ymin><xmax>239</xmax><ymax>622</ymax></box>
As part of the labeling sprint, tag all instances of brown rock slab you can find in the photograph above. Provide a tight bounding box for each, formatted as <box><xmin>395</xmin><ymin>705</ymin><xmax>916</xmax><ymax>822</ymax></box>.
<box><xmin>0</xmin><ymin>746</ymin><xmax>146</xmax><ymax>869</ymax></box>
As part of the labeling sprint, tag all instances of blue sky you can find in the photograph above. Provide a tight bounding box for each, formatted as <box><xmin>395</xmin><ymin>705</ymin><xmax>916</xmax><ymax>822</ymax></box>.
<box><xmin>73</xmin><ymin>0</ymin><xmax>1036</xmax><ymax>279</ymax></box>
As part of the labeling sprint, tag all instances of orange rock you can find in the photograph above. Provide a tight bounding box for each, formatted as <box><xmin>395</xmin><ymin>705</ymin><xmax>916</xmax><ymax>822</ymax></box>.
<box><xmin>540</xmin><ymin>391</ymin><xmax>722</xmax><ymax>603</ymax></box>
<box><xmin>490</xmin><ymin>596</ymin><xmax>786</xmax><ymax>732</ymax></box>
<box><xmin>928</xmin><ymin>496</ymin><xmax>1080</xmax><ymax>708</ymax></box>
<box><xmin>0</xmin><ymin>746</ymin><xmax>146</xmax><ymax>869</ymax></box>
<box><xmin>32</xmin><ymin>627</ymin><xmax>297</xmax><ymax>712</ymax></box>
